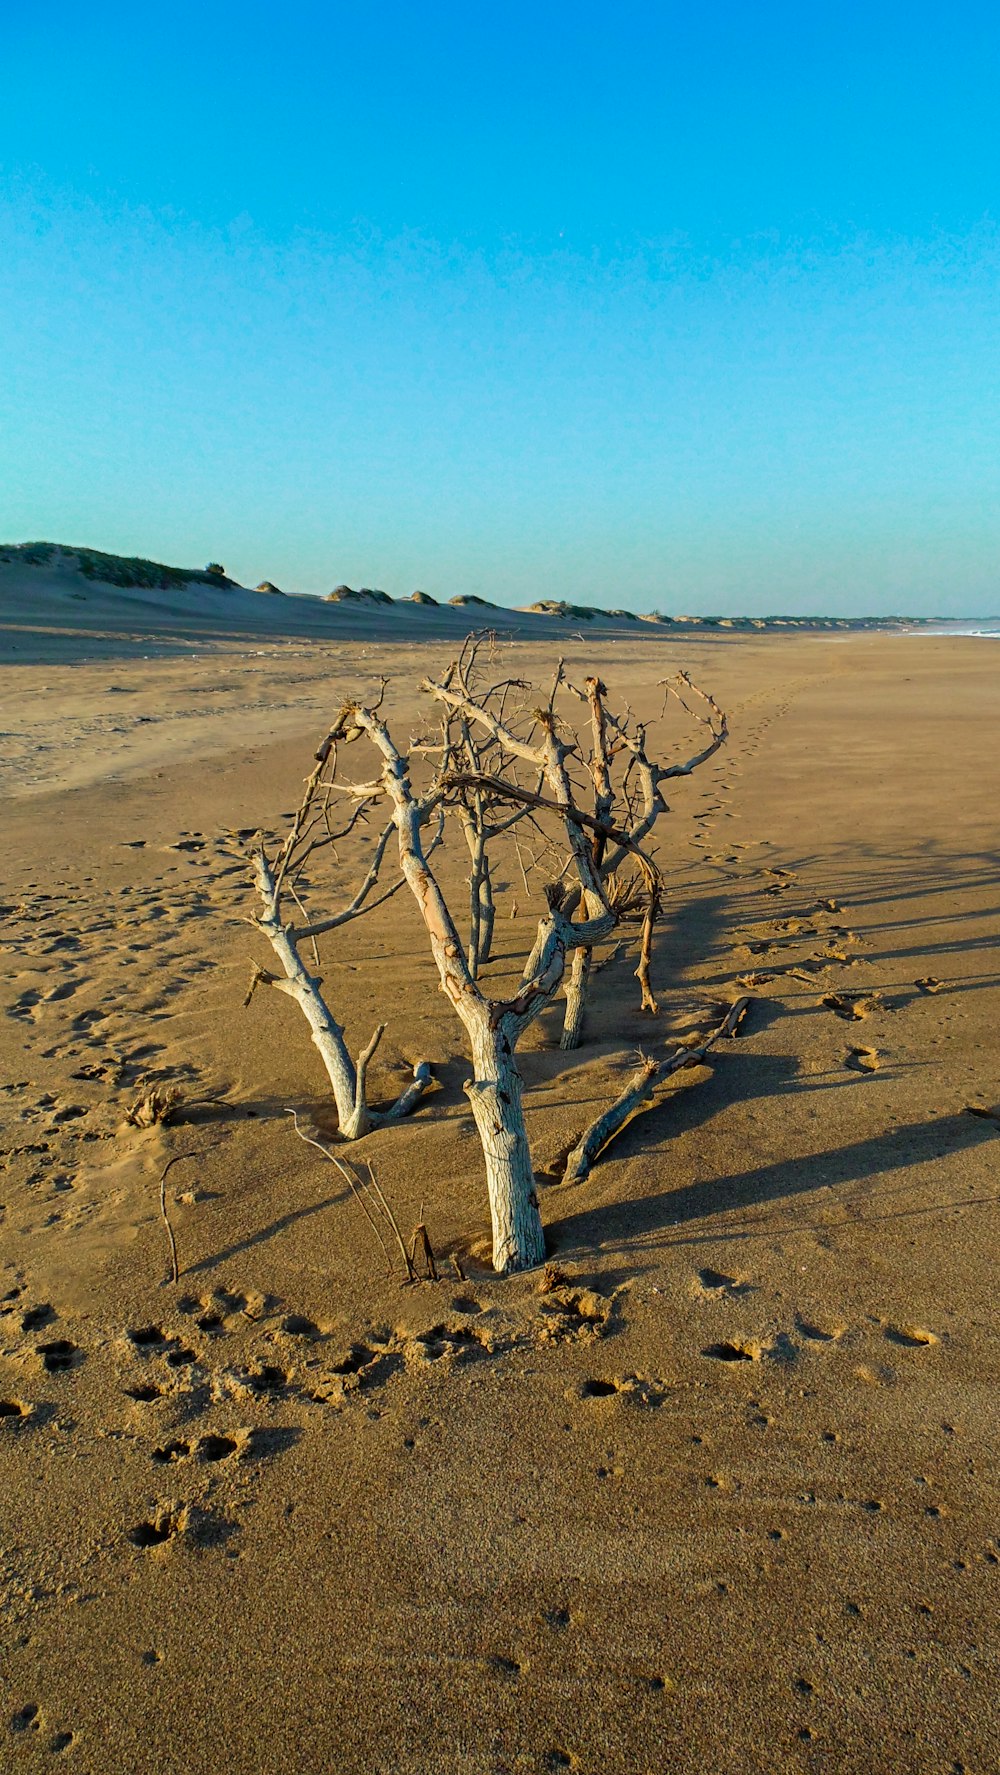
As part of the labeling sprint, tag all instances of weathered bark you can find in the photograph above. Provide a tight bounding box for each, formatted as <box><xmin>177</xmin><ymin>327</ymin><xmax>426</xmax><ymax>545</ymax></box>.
<box><xmin>560</xmin><ymin>946</ymin><xmax>592</xmax><ymax>1051</ymax></box>
<box><xmin>250</xmin><ymin>850</ymin><xmax>432</xmax><ymax>1139</ymax></box>
<box><xmin>635</xmin><ymin>885</ymin><xmax>661</xmax><ymax>1015</ymax></box>
<box><xmin>478</xmin><ymin>853</ymin><xmax>496</xmax><ymax>965</ymax></box>
<box><xmin>464</xmin><ymin>1021</ymin><xmax>545</xmax><ymax>1273</ymax></box>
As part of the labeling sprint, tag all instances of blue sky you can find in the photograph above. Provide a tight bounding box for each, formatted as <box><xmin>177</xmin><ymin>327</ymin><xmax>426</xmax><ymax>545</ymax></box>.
<box><xmin>2</xmin><ymin>1</ymin><xmax>998</xmax><ymax>614</ymax></box>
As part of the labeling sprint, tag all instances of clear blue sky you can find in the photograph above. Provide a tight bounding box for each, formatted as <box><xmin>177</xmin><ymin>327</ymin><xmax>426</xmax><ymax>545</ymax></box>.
<box><xmin>2</xmin><ymin>1</ymin><xmax>998</xmax><ymax>614</ymax></box>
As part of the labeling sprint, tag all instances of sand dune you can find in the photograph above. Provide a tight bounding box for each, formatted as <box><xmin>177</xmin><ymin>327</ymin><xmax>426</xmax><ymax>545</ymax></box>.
<box><xmin>0</xmin><ymin>544</ymin><xmax>921</xmax><ymax>668</ymax></box>
<box><xmin>1</xmin><ymin>603</ymin><xmax>998</xmax><ymax>1772</ymax></box>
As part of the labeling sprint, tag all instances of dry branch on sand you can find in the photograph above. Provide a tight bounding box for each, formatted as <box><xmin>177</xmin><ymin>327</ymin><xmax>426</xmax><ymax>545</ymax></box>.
<box><xmin>557</xmin><ymin>996</ymin><xmax>751</xmax><ymax>1185</ymax></box>
<box><xmin>246</xmin><ymin>636</ymin><xmax>728</xmax><ymax>1274</ymax></box>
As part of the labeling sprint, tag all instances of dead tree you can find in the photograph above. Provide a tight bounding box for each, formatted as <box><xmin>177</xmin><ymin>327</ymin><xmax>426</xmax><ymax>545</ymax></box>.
<box><xmin>245</xmin><ymin>727</ymin><xmax>435</xmax><ymax>1139</ymax></box>
<box><xmin>250</xmin><ymin>642</ymin><xmax>726</xmax><ymax>1275</ymax></box>
<box><xmin>315</xmin><ymin>645</ymin><xmax>696</xmax><ymax>1274</ymax></box>
<box><xmin>556</xmin><ymin>671</ymin><xmax>728</xmax><ymax>1049</ymax></box>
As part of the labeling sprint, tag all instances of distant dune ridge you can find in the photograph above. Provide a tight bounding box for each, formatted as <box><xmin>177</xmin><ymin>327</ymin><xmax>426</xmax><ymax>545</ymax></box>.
<box><xmin>0</xmin><ymin>542</ymin><xmax>928</xmax><ymax>667</ymax></box>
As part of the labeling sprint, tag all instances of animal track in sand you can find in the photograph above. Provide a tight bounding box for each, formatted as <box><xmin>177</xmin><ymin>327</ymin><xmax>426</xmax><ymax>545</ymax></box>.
<box><xmin>915</xmin><ymin>976</ymin><xmax>942</xmax><ymax>994</ymax></box>
<box><xmin>576</xmin><ymin>1374</ymin><xmax>666</xmax><ymax>1407</ymax></box>
<box><xmin>280</xmin><ymin>1314</ymin><xmax>323</xmax><ymax>1340</ymax></box>
<box><xmin>128</xmin><ymin>1501</ymin><xmax>237</xmax><ymax>1552</ymax></box>
<box><xmin>128</xmin><ymin>1505</ymin><xmax>186</xmax><ymax>1550</ymax></box>
<box><xmin>10</xmin><ymin>1701</ymin><xmax>43</xmax><ymax>1734</ymax></box>
<box><xmin>20</xmin><ymin>1302</ymin><xmax>56</xmax><ymax>1331</ymax></box>
<box><xmin>213</xmin><ymin>1360</ymin><xmax>290</xmax><ymax>1401</ymax></box>
<box><xmin>410</xmin><ymin>1324</ymin><xmax>489</xmax><ymax>1363</ymax></box>
<box><xmin>822</xmin><ymin>992</ymin><xmax>882</xmax><ymax>1021</ymax></box>
<box><xmin>0</xmin><ymin>1398</ymin><xmax>29</xmax><ymax>1422</ymax></box>
<box><xmin>483</xmin><ymin>1653</ymin><xmax>523</xmax><ymax>1680</ymax></box>
<box><xmin>152</xmin><ymin>1432</ymin><xmax>240</xmax><ymax>1464</ymax></box>
<box><xmin>151</xmin><ymin>1438</ymin><xmax>191</xmax><ymax>1464</ymax></box>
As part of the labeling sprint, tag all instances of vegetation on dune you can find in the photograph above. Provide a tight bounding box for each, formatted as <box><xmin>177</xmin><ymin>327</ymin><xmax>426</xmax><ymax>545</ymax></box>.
<box><xmin>326</xmin><ymin>584</ymin><xmax>394</xmax><ymax>605</ymax></box>
<box><xmin>0</xmin><ymin>542</ymin><xmax>237</xmax><ymax>591</ymax></box>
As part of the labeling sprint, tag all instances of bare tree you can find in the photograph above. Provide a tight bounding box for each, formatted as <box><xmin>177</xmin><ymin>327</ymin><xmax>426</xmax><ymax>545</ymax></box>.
<box><xmin>320</xmin><ymin>646</ymin><xmax>718</xmax><ymax>1272</ymax></box>
<box><xmin>245</xmin><ymin>725</ymin><xmax>436</xmax><ymax>1139</ymax></box>
<box><xmin>246</xmin><ymin>642</ymin><xmax>726</xmax><ymax>1275</ymax></box>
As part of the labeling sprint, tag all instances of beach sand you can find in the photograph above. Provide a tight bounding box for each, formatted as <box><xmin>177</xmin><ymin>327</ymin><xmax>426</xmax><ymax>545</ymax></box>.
<box><xmin>1</xmin><ymin>602</ymin><xmax>998</xmax><ymax>1772</ymax></box>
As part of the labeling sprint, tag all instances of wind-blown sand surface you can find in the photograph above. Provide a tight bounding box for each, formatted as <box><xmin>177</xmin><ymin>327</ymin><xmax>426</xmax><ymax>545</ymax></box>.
<box><xmin>1</xmin><ymin>605</ymin><xmax>998</xmax><ymax>1771</ymax></box>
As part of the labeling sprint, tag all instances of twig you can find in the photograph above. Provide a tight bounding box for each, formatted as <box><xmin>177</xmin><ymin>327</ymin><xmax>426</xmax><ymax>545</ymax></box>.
<box><xmin>635</xmin><ymin>884</ymin><xmax>661</xmax><ymax>1014</ymax></box>
<box><xmin>409</xmin><ymin>1222</ymin><xmax>439</xmax><ymax>1281</ymax></box>
<box><xmin>286</xmin><ymin>1109</ymin><xmax>415</xmax><ymax>1280</ymax></box>
<box><xmin>157</xmin><ymin>1152</ymin><xmax>196</xmax><ymax>1285</ymax></box>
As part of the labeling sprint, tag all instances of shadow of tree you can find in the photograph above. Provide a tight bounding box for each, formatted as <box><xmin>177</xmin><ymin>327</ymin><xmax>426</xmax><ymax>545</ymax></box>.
<box><xmin>548</xmin><ymin>1112</ymin><xmax>999</xmax><ymax>1262</ymax></box>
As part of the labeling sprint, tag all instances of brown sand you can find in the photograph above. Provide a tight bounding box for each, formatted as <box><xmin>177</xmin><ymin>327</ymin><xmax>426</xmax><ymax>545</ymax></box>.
<box><xmin>1</xmin><ymin>606</ymin><xmax>998</xmax><ymax>1772</ymax></box>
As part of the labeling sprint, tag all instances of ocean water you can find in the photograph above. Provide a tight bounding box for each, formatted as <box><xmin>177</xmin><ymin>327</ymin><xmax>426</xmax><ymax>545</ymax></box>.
<box><xmin>908</xmin><ymin>621</ymin><xmax>1000</xmax><ymax>638</ymax></box>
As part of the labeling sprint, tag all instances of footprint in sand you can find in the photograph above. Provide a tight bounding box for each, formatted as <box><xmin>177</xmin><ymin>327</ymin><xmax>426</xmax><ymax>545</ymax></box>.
<box><xmin>884</xmin><ymin>1324</ymin><xmax>939</xmax><ymax>1348</ymax></box>
<box><xmin>822</xmin><ymin>992</ymin><xmax>881</xmax><ymax>1022</ymax></box>
<box><xmin>701</xmin><ymin>1338</ymin><xmax>767</xmax><ymax>1363</ymax></box>
<box><xmin>795</xmin><ymin>1316</ymin><xmax>846</xmax><ymax>1344</ymax></box>
<box><xmin>695</xmin><ymin>1266</ymin><xmax>754</xmax><ymax>1299</ymax></box>
<box><xmin>845</xmin><ymin>1046</ymin><xmax>880</xmax><ymax>1074</ymax></box>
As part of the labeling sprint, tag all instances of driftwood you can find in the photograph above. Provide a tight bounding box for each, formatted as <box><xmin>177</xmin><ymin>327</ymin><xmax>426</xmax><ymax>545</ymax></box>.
<box><xmin>560</xmin><ymin>997</ymin><xmax>751</xmax><ymax>1185</ymax></box>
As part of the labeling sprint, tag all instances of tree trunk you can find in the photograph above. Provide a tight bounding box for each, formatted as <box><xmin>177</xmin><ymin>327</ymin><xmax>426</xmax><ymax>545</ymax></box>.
<box><xmin>252</xmin><ymin>851</ymin><xmax>432</xmax><ymax>1140</ymax></box>
<box><xmin>253</xmin><ymin>876</ymin><xmax>365</xmax><ymax>1131</ymax></box>
<box><xmin>478</xmin><ymin>854</ymin><xmax>496</xmax><ymax>966</ymax></box>
<box><xmin>464</xmin><ymin>1019</ymin><xmax>546</xmax><ymax>1274</ymax></box>
<box><xmin>560</xmin><ymin>945</ymin><xmax>592</xmax><ymax>1050</ymax></box>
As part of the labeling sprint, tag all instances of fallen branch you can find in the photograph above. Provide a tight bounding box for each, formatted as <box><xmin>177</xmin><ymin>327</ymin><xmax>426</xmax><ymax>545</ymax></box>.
<box><xmin>560</xmin><ymin>996</ymin><xmax>752</xmax><ymax>1185</ymax></box>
